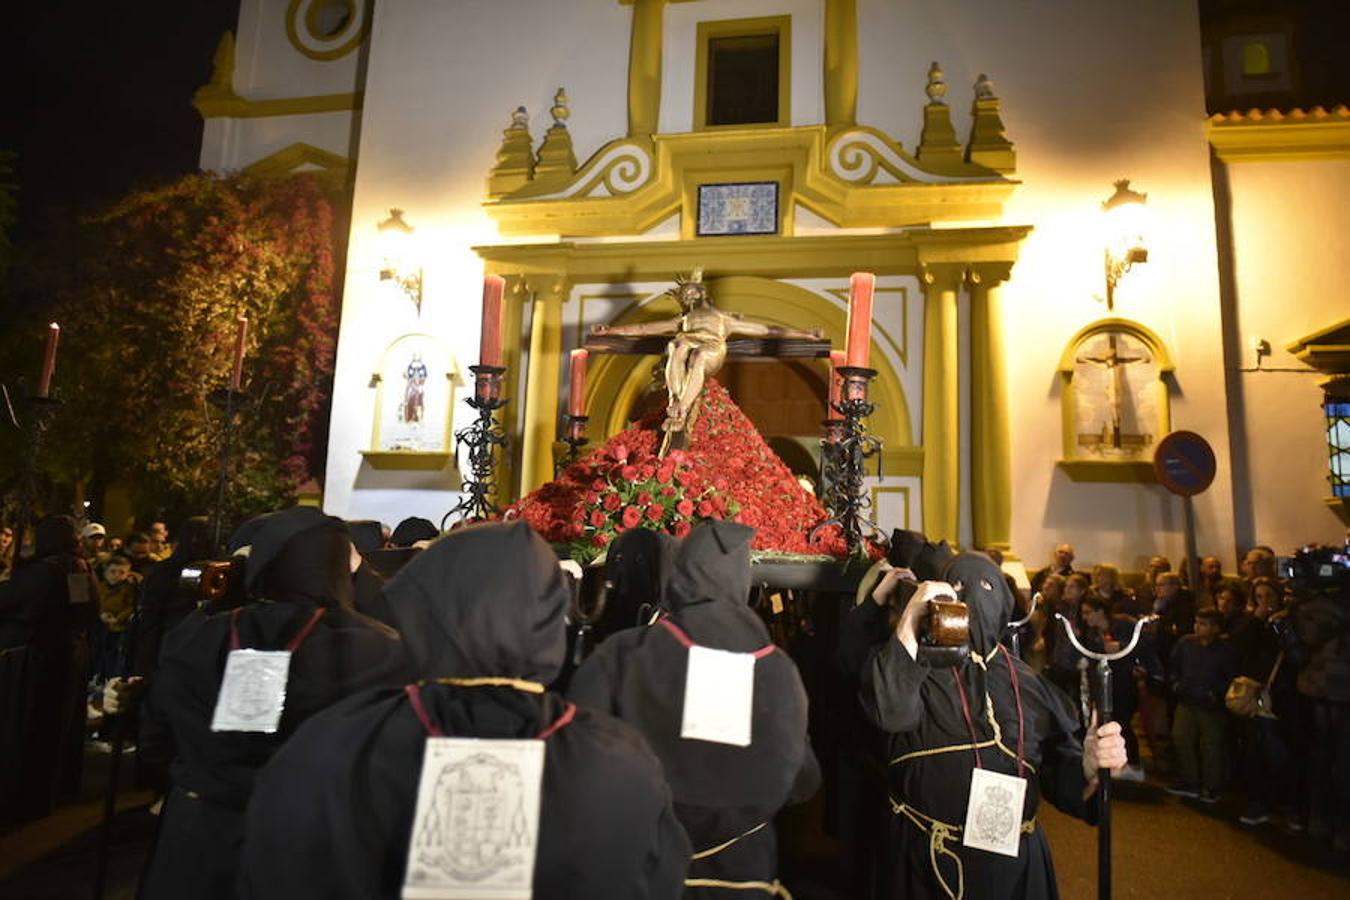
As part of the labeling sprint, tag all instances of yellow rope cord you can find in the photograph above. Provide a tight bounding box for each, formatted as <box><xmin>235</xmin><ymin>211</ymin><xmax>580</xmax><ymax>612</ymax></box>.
<box><xmin>683</xmin><ymin>878</ymin><xmax>793</xmax><ymax>898</ymax></box>
<box><xmin>691</xmin><ymin>822</ymin><xmax>768</xmax><ymax>860</ymax></box>
<box><xmin>889</xmin><ymin>797</ymin><xmax>1035</xmax><ymax>900</ymax></box>
<box><xmin>431</xmin><ymin>677</ymin><xmax>546</xmax><ymax>694</ymax></box>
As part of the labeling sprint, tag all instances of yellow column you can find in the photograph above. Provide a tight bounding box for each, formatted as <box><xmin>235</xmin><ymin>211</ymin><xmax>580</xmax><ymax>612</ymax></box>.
<box><xmin>493</xmin><ymin>275</ymin><xmax>527</xmax><ymax>503</ymax></box>
<box><xmin>823</xmin><ymin>0</ymin><xmax>858</xmax><ymax>127</ymax></box>
<box><xmin>627</xmin><ymin>0</ymin><xmax>665</xmax><ymax>136</ymax></box>
<box><xmin>922</xmin><ymin>265</ymin><xmax>963</xmax><ymax>545</ymax></box>
<box><xmin>520</xmin><ymin>275</ymin><xmax>568</xmax><ymax>493</ymax></box>
<box><xmin>970</xmin><ymin>265</ymin><xmax>1013</xmax><ymax>552</ymax></box>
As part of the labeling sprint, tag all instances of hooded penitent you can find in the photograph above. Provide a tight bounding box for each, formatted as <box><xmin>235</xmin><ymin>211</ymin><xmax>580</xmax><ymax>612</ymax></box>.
<box><xmin>601</xmin><ymin>526</ymin><xmax>675</xmax><ymax>636</ymax></box>
<box><xmin>137</xmin><ymin>508</ymin><xmax>411</xmax><ymax>900</ymax></box>
<box><xmin>569</xmin><ymin>520</ymin><xmax>820</xmax><ymax>895</ymax></box>
<box><xmin>857</xmin><ymin>551</ymin><xmax>1093</xmax><ymax>900</ymax></box>
<box><xmin>239</xmin><ymin>521</ymin><xmax>691</xmax><ymax>900</ymax></box>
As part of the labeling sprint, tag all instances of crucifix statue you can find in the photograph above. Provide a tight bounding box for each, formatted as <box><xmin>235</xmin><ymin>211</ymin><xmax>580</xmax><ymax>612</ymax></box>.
<box><xmin>589</xmin><ymin>268</ymin><xmax>823</xmax><ymax>455</ymax></box>
<box><xmin>1076</xmin><ymin>333</ymin><xmax>1147</xmax><ymax>450</ymax></box>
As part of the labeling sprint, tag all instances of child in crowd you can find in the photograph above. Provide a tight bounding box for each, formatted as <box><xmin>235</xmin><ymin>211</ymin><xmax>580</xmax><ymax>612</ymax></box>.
<box><xmin>94</xmin><ymin>554</ymin><xmax>137</xmax><ymax>684</ymax></box>
<box><xmin>1167</xmin><ymin>608</ymin><xmax>1237</xmax><ymax>802</ymax></box>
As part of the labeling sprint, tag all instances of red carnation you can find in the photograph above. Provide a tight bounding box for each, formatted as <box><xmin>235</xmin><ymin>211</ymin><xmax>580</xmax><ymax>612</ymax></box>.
<box><xmin>589</xmin><ymin>509</ymin><xmax>607</xmax><ymax>527</ymax></box>
<box><xmin>592</xmin><ymin>479</ymin><xmax>607</xmax><ymax>490</ymax></box>
<box><xmin>676</xmin><ymin>499</ymin><xmax>695</xmax><ymax>517</ymax></box>
<box><xmin>656</xmin><ymin>464</ymin><xmax>675</xmax><ymax>484</ymax></box>
<box><xmin>622</xmin><ymin>505</ymin><xmax>643</xmax><ymax>528</ymax></box>
<box><xmin>645</xmin><ymin>503</ymin><xmax>664</xmax><ymax>522</ymax></box>
<box><xmin>583</xmin><ymin>491</ymin><xmax>600</xmax><ymax>506</ymax></box>
<box><xmin>697</xmin><ymin>499</ymin><xmax>714</xmax><ymax>517</ymax></box>
<box><xmin>660</xmin><ymin>486</ymin><xmax>676</xmax><ymax>497</ymax></box>
<box><xmin>673</xmin><ymin>520</ymin><xmax>692</xmax><ymax>538</ymax></box>
<box><xmin>620</xmin><ymin>465</ymin><xmax>639</xmax><ymax>482</ymax></box>
<box><xmin>637</xmin><ymin>491</ymin><xmax>653</xmax><ymax>505</ymax></box>
<box><xmin>611</xmin><ymin>444</ymin><xmax>629</xmax><ymax>462</ymax></box>
<box><xmin>639</xmin><ymin>464</ymin><xmax>656</xmax><ymax>481</ymax></box>
<box><xmin>593</xmin><ymin>532</ymin><xmax>612</xmax><ymax>548</ymax></box>
<box><xmin>675</xmin><ymin>468</ymin><xmax>695</xmax><ymax>486</ymax></box>
<box><xmin>602</xmin><ymin>492</ymin><xmax>622</xmax><ymax>512</ymax></box>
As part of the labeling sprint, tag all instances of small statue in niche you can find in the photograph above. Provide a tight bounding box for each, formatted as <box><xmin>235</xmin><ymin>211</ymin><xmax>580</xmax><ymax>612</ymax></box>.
<box><xmin>591</xmin><ymin>268</ymin><xmax>819</xmax><ymax>454</ymax></box>
<box><xmin>401</xmin><ymin>354</ymin><xmax>428</xmax><ymax>425</ymax></box>
<box><xmin>1074</xmin><ymin>332</ymin><xmax>1152</xmax><ymax>455</ymax></box>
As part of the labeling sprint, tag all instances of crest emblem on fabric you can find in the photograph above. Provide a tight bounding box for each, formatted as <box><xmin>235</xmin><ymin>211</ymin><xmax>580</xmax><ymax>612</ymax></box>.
<box><xmin>961</xmin><ymin>768</ymin><xmax>1027</xmax><ymax>858</ymax></box>
<box><xmin>210</xmin><ymin>650</ymin><xmax>292</xmax><ymax>734</ymax></box>
<box><xmin>404</xmin><ymin>738</ymin><xmax>544</xmax><ymax>899</ymax></box>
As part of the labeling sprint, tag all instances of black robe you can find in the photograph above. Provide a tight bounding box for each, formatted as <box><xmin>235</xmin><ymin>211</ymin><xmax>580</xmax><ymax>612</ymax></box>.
<box><xmin>858</xmin><ymin>553</ymin><xmax>1094</xmax><ymax>900</ymax></box>
<box><xmin>138</xmin><ymin>514</ymin><xmax>412</xmax><ymax>900</ymax></box>
<box><xmin>570</xmin><ymin>521</ymin><xmax>820</xmax><ymax>897</ymax></box>
<box><xmin>239</xmin><ymin>520</ymin><xmax>691</xmax><ymax>900</ymax></box>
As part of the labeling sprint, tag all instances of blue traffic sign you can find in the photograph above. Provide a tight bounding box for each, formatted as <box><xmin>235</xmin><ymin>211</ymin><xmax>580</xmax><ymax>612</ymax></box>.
<box><xmin>1153</xmin><ymin>431</ymin><xmax>1216</xmax><ymax>496</ymax></box>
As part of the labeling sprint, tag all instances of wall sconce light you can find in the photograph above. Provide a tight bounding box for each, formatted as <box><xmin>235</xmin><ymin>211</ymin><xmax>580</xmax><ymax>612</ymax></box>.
<box><xmin>1102</xmin><ymin>179</ymin><xmax>1149</xmax><ymax>310</ymax></box>
<box><xmin>1325</xmin><ymin>378</ymin><xmax>1350</xmax><ymax>499</ymax></box>
<box><xmin>377</xmin><ymin>208</ymin><xmax>423</xmax><ymax>316</ymax></box>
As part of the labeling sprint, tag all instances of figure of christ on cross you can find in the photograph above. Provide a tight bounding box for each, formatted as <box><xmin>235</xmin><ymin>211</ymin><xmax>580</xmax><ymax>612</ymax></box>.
<box><xmin>1076</xmin><ymin>333</ymin><xmax>1147</xmax><ymax>450</ymax></box>
<box><xmin>590</xmin><ymin>270</ymin><xmax>821</xmax><ymax>455</ymax></box>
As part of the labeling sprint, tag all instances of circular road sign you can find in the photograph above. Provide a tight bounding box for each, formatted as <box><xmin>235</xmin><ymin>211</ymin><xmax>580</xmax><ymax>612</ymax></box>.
<box><xmin>1153</xmin><ymin>431</ymin><xmax>1217</xmax><ymax>497</ymax></box>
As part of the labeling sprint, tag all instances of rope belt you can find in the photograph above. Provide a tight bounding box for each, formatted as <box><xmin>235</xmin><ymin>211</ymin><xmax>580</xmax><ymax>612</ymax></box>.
<box><xmin>890</xmin><ymin>798</ymin><xmax>1035</xmax><ymax>900</ymax></box>
<box><xmin>691</xmin><ymin>822</ymin><xmax>768</xmax><ymax>861</ymax></box>
<box><xmin>683</xmin><ymin>878</ymin><xmax>793</xmax><ymax>898</ymax></box>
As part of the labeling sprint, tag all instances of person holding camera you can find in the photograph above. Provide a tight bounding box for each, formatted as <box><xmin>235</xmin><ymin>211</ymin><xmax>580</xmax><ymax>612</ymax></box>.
<box><xmin>860</xmin><ymin>551</ymin><xmax>1126</xmax><ymax>900</ymax></box>
<box><xmin>135</xmin><ymin>506</ymin><xmax>413</xmax><ymax>900</ymax></box>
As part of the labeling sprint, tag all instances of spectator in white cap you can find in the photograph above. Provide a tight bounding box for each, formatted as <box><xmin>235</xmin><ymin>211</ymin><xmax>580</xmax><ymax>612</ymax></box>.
<box><xmin>80</xmin><ymin>522</ymin><xmax>108</xmax><ymax>563</ymax></box>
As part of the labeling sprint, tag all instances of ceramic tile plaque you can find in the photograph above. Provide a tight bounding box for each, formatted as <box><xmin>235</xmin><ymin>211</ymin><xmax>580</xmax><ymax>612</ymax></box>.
<box><xmin>696</xmin><ymin>182</ymin><xmax>778</xmax><ymax>236</ymax></box>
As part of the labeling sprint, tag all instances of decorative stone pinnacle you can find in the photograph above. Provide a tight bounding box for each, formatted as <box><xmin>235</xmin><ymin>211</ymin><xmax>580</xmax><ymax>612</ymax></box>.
<box><xmin>551</xmin><ymin>88</ymin><xmax>570</xmax><ymax>127</ymax></box>
<box><xmin>926</xmin><ymin>62</ymin><xmax>947</xmax><ymax>103</ymax></box>
<box><xmin>974</xmin><ymin>73</ymin><xmax>995</xmax><ymax>101</ymax></box>
<box><xmin>510</xmin><ymin>106</ymin><xmax>529</xmax><ymax>129</ymax></box>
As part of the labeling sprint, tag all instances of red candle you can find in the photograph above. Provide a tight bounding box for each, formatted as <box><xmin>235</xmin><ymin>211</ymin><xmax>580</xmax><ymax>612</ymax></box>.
<box><xmin>479</xmin><ymin>275</ymin><xmax>506</xmax><ymax>367</ymax></box>
<box><xmin>230</xmin><ymin>316</ymin><xmax>249</xmax><ymax>391</ymax></box>
<box><xmin>37</xmin><ymin>322</ymin><xmax>60</xmax><ymax>398</ymax></box>
<box><xmin>568</xmin><ymin>348</ymin><xmax>588</xmax><ymax>416</ymax></box>
<box><xmin>844</xmin><ymin>272</ymin><xmax>875</xmax><ymax>368</ymax></box>
<box><xmin>827</xmin><ymin>350</ymin><xmax>846</xmax><ymax>419</ymax></box>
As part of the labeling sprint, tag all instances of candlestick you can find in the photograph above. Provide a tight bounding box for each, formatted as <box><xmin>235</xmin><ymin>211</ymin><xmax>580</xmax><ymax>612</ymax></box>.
<box><xmin>230</xmin><ymin>316</ymin><xmax>249</xmax><ymax>391</ymax></box>
<box><xmin>560</xmin><ymin>413</ymin><xmax>589</xmax><ymax>474</ymax></box>
<box><xmin>844</xmin><ymin>272</ymin><xmax>875</xmax><ymax>369</ymax></box>
<box><xmin>479</xmin><ymin>275</ymin><xmax>506</xmax><ymax>367</ymax></box>
<box><xmin>37</xmin><ymin>323</ymin><xmax>60</xmax><ymax>398</ymax></box>
<box><xmin>443</xmin><ymin>364</ymin><xmax>509</xmax><ymax>527</ymax></box>
<box><xmin>813</xmin><ymin>365</ymin><xmax>884</xmax><ymax>556</ymax></box>
<box><xmin>828</xmin><ymin>349</ymin><xmax>846</xmax><ymax>421</ymax></box>
<box><xmin>568</xmin><ymin>348</ymin><xmax>588</xmax><ymax>417</ymax></box>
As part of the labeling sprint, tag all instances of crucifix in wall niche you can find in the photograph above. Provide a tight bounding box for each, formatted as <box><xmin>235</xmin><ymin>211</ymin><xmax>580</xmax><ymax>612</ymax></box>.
<box><xmin>587</xmin><ymin>269</ymin><xmax>827</xmax><ymax>455</ymax></box>
<box><xmin>1074</xmin><ymin>331</ymin><xmax>1153</xmax><ymax>455</ymax></box>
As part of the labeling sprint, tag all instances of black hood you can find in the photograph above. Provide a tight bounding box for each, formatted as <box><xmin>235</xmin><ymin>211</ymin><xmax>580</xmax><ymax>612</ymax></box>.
<box><xmin>389</xmin><ymin>517</ymin><xmax>439</xmax><ymax>548</ymax></box>
<box><xmin>664</xmin><ymin>520</ymin><xmax>769</xmax><ymax>652</ymax></box>
<box><xmin>604</xmin><ymin>527</ymin><xmax>675</xmax><ymax>628</ymax></box>
<box><xmin>168</xmin><ymin>516</ymin><xmax>214</xmax><ymax>564</ymax></box>
<box><xmin>228</xmin><ymin>507</ymin><xmax>341</xmax><ymax>590</ymax></box>
<box><xmin>35</xmin><ymin>515</ymin><xmax>78</xmax><ymax>558</ymax></box>
<box><xmin>384</xmin><ymin>520</ymin><xmax>569</xmax><ymax>682</ymax></box>
<box><xmin>944</xmin><ymin>551</ymin><xmax>1014</xmax><ymax>655</ymax></box>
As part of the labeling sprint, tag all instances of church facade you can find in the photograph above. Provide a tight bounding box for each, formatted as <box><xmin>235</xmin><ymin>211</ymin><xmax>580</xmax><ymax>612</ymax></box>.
<box><xmin>198</xmin><ymin>0</ymin><xmax>1349</xmax><ymax>572</ymax></box>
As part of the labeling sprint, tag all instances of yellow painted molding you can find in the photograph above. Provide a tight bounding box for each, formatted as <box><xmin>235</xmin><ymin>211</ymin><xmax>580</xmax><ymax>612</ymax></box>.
<box><xmin>1325</xmin><ymin>496</ymin><xmax>1350</xmax><ymax>527</ymax></box>
<box><xmin>1056</xmin><ymin>460</ymin><xmax>1158</xmax><ymax>484</ymax></box>
<box><xmin>1057</xmin><ymin>317</ymin><xmax>1175</xmax><ymax>373</ymax></box>
<box><xmin>627</xmin><ymin>0</ymin><xmax>665</xmax><ymax>136</ymax></box>
<box><xmin>694</xmin><ymin>16</ymin><xmax>792</xmax><ymax>132</ymax></box>
<box><xmin>823</xmin><ymin>0</ymin><xmax>858</xmax><ymax>127</ymax></box>
<box><xmin>1208</xmin><ymin>108</ymin><xmax>1350</xmax><ymax>162</ymax></box>
<box><xmin>286</xmin><ymin>0</ymin><xmax>368</xmax><ymax>61</ymax></box>
<box><xmin>194</xmin><ymin>89</ymin><xmax>362</xmax><ymax>120</ymax></box>
<box><xmin>359</xmin><ymin>451</ymin><xmax>454</xmax><ymax>472</ymax></box>
<box><xmin>484</xmin><ymin>125</ymin><xmax>1014</xmax><ymax>237</ymax></box>
<box><xmin>241</xmin><ymin>142</ymin><xmax>350</xmax><ymax>179</ymax></box>
<box><xmin>1287</xmin><ymin>317</ymin><xmax>1350</xmax><ymax>373</ymax></box>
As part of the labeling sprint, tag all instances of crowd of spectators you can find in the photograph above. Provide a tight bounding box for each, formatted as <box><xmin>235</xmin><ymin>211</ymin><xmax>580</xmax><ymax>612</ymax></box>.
<box><xmin>1021</xmin><ymin>541</ymin><xmax>1350</xmax><ymax>853</ymax></box>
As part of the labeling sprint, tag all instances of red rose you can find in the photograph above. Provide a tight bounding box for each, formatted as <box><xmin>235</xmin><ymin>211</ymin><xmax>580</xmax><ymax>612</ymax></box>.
<box><xmin>656</xmin><ymin>464</ymin><xmax>675</xmax><ymax>484</ymax></box>
<box><xmin>583</xmin><ymin>491</ymin><xmax>600</xmax><ymax>506</ymax></box>
<box><xmin>697</xmin><ymin>499</ymin><xmax>714</xmax><ymax>517</ymax></box>
<box><xmin>592</xmin><ymin>479</ymin><xmax>607</xmax><ymax>491</ymax></box>
<box><xmin>660</xmin><ymin>486</ymin><xmax>676</xmax><ymax>497</ymax></box>
<box><xmin>611</xmin><ymin>444</ymin><xmax>629</xmax><ymax>462</ymax></box>
<box><xmin>676</xmin><ymin>499</ymin><xmax>694</xmax><ymax>517</ymax></box>
<box><xmin>637</xmin><ymin>491</ymin><xmax>653</xmax><ymax>505</ymax></box>
<box><xmin>622</xmin><ymin>505</ymin><xmax>642</xmax><ymax>528</ymax></box>
<box><xmin>589</xmin><ymin>509</ymin><xmax>607</xmax><ymax>527</ymax></box>
<box><xmin>593</xmin><ymin>531</ymin><xmax>611</xmax><ymax>548</ymax></box>
<box><xmin>645</xmin><ymin>503</ymin><xmax>664</xmax><ymax>522</ymax></box>
<box><xmin>673</xmin><ymin>520</ymin><xmax>692</xmax><ymax>538</ymax></box>
<box><xmin>638</xmin><ymin>464</ymin><xmax>656</xmax><ymax>481</ymax></box>
<box><xmin>675</xmin><ymin>468</ymin><xmax>695</xmax><ymax>486</ymax></box>
<box><xmin>602</xmin><ymin>492</ymin><xmax>622</xmax><ymax>512</ymax></box>
<box><xmin>620</xmin><ymin>465</ymin><xmax>639</xmax><ymax>482</ymax></box>
<box><xmin>572</xmin><ymin>507</ymin><xmax>586</xmax><ymax>524</ymax></box>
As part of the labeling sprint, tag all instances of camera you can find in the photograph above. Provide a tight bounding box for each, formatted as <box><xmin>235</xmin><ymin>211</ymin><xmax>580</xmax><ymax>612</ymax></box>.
<box><xmin>178</xmin><ymin>557</ymin><xmax>245</xmax><ymax>607</ymax></box>
<box><xmin>1278</xmin><ymin>545</ymin><xmax>1350</xmax><ymax>592</ymax></box>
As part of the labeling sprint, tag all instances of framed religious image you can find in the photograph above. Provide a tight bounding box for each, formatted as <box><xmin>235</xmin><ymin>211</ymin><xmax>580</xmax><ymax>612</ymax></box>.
<box><xmin>363</xmin><ymin>333</ymin><xmax>462</xmax><ymax>468</ymax></box>
<box><xmin>1057</xmin><ymin>319</ymin><xmax>1173</xmax><ymax>481</ymax></box>
<box><xmin>696</xmin><ymin>182</ymin><xmax>779</xmax><ymax>236</ymax></box>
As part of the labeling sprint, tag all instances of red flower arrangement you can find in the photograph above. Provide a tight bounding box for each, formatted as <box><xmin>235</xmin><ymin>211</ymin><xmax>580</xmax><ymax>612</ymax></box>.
<box><xmin>508</xmin><ymin>379</ymin><xmax>847</xmax><ymax>562</ymax></box>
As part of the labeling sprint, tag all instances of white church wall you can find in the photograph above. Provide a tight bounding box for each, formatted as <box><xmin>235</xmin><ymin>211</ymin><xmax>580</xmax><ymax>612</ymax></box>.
<box><xmin>323</xmin><ymin>0</ymin><xmax>632</xmax><ymax>524</ymax></box>
<box><xmin>200</xmin><ymin>111</ymin><xmax>358</xmax><ymax>174</ymax></box>
<box><xmin>1222</xmin><ymin>156</ymin><xmax>1350</xmax><ymax>552</ymax></box>
<box><xmin>859</xmin><ymin>0</ymin><xmax>1237</xmax><ymax>571</ymax></box>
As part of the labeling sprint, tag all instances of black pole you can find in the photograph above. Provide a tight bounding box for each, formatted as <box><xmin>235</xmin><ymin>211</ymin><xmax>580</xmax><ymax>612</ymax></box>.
<box><xmin>91</xmin><ymin>586</ymin><xmax>144</xmax><ymax>899</ymax></box>
<box><xmin>1095</xmin><ymin>658</ymin><xmax>1114</xmax><ymax>900</ymax></box>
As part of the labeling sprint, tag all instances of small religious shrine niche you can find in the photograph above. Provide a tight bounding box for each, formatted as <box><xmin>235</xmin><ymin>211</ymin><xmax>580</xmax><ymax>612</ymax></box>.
<box><xmin>369</xmin><ymin>333</ymin><xmax>462</xmax><ymax>456</ymax></box>
<box><xmin>1058</xmin><ymin>320</ymin><xmax>1173</xmax><ymax>468</ymax></box>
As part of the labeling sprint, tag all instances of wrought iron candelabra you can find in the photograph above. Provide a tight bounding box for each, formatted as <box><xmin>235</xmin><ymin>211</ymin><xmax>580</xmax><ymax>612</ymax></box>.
<box><xmin>558</xmin><ymin>414</ymin><xmax>589</xmax><ymax>474</ymax></box>
<box><xmin>812</xmin><ymin>366</ymin><xmax>885</xmax><ymax>556</ymax></box>
<box><xmin>442</xmin><ymin>365</ymin><xmax>509</xmax><ymax>528</ymax></box>
<box><xmin>207</xmin><ymin>387</ymin><xmax>248</xmax><ymax>553</ymax></box>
